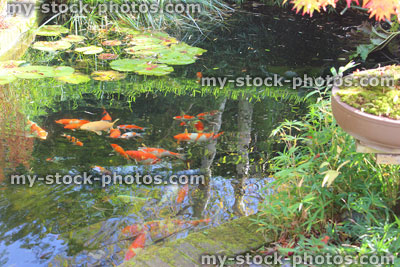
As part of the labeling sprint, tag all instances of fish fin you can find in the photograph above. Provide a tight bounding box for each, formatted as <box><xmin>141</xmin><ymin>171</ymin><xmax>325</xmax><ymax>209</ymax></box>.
<box><xmin>111</xmin><ymin>118</ymin><xmax>120</xmax><ymax>127</ymax></box>
<box><xmin>213</xmin><ymin>132</ymin><xmax>224</xmax><ymax>139</ymax></box>
<box><xmin>94</xmin><ymin>131</ymin><xmax>102</xmax><ymax>135</ymax></box>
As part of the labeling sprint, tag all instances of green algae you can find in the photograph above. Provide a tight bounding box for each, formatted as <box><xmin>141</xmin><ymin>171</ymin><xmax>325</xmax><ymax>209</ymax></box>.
<box><xmin>336</xmin><ymin>65</ymin><xmax>400</xmax><ymax>120</ymax></box>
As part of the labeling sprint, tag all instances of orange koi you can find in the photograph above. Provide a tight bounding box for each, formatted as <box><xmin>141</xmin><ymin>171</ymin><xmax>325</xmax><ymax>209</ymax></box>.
<box><xmin>124</xmin><ymin>232</ymin><xmax>146</xmax><ymax>261</ymax></box>
<box><xmin>174</xmin><ymin>130</ymin><xmax>224</xmax><ymax>144</ymax></box>
<box><xmin>173</xmin><ymin>115</ymin><xmax>195</xmax><ymax>121</ymax></box>
<box><xmin>176</xmin><ymin>184</ymin><xmax>189</xmax><ymax>204</ymax></box>
<box><xmin>188</xmin><ymin>218</ymin><xmax>211</xmax><ymax>226</ymax></box>
<box><xmin>180</xmin><ymin>122</ymin><xmax>186</xmax><ymax>126</ymax></box>
<box><xmin>111</xmin><ymin>144</ymin><xmax>130</xmax><ymax>160</ymax></box>
<box><xmin>196</xmin><ymin>110</ymin><xmax>219</xmax><ymax>120</ymax></box>
<box><xmin>125</xmin><ymin>150</ymin><xmax>160</xmax><ymax>165</ymax></box>
<box><xmin>194</xmin><ymin>121</ymin><xmax>204</xmax><ymax>132</ymax></box>
<box><xmin>64</xmin><ymin>120</ymin><xmax>90</xmax><ymax>130</ymax></box>
<box><xmin>196</xmin><ymin>72</ymin><xmax>202</xmax><ymax>79</ymax></box>
<box><xmin>138</xmin><ymin>147</ymin><xmax>184</xmax><ymax>159</ymax></box>
<box><xmin>55</xmin><ymin>119</ymin><xmax>86</xmax><ymax>125</ymax></box>
<box><xmin>101</xmin><ymin>109</ymin><xmax>112</xmax><ymax>121</ymax></box>
<box><xmin>109</xmin><ymin>128</ymin><xmax>121</xmax><ymax>138</ymax></box>
<box><xmin>27</xmin><ymin>120</ymin><xmax>48</xmax><ymax>140</ymax></box>
<box><xmin>62</xmin><ymin>134</ymin><xmax>83</xmax><ymax>146</ymax></box>
<box><xmin>92</xmin><ymin>165</ymin><xmax>112</xmax><ymax>175</ymax></box>
<box><xmin>117</xmin><ymin>124</ymin><xmax>144</xmax><ymax>131</ymax></box>
<box><xmin>121</xmin><ymin>132</ymin><xmax>142</xmax><ymax>139</ymax></box>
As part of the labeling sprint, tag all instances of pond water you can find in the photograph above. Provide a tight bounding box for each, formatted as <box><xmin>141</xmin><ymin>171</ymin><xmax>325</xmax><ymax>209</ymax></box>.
<box><xmin>0</xmin><ymin>6</ymin><xmax>354</xmax><ymax>266</ymax></box>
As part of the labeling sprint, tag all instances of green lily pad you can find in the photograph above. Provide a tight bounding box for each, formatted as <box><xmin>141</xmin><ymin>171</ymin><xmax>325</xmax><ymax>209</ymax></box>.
<box><xmin>101</xmin><ymin>40</ymin><xmax>122</xmax><ymax>46</ymax></box>
<box><xmin>0</xmin><ymin>74</ymin><xmax>16</xmax><ymax>85</ymax></box>
<box><xmin>75</xmin><ymin>46</ymin><xmax>103</xmax><ymax>55</ymax></box>
<box><xmin>124</xmin><ymin>44</ymin><xmax>167</xmax><ymax>56</ymax></box>
<box><xmin>61</xmin><ymin>35</ymin><xmax>86</xmax><ymax>43</ymax></box>
<box><xmin>32</xmin><ymin>41</ymin><xmax>72</xmax><ymax>52</ymax></box>
<box><xmin>128</xmin><ymin>36</ymin><xmax>163</xmax><ymax>46</ymax></box>
<box><xmin>134</xmin><ymin>63</ymin><xmax>174</xmax><ymax>76</ymax></box>
<box><xmin>109</xmin><ymin>58</ymin><xmax>149</xmax><ymax>72</ymax></box>
<box><xmin>56</xmin><ymin>72</ymin><xmax>91</xmax><ymax>84</ymax></box>
<box><xmin>36</xmin><ymin>25</ymin><xmax>69</xmax><ymax>36</ymax></box>
<box><xmin>91</xmin><ymin>70</ymin><xmax>127</xmax><ymax>81</ymax></box>
<box><xmin>13</xmin><ymin>66</ymin><xmax>55</xmax><ymax>79</ymax></box>
<box><xmin>53</xmin><ymin>66</ymin><xmax>75</xmax><ymax>77</ymax></box>
<box><xmin>98</xmin><ymin>53</ymin><xmax>119</xmax><ymax>60</ymax></box>
<box><xmin>158</xmin><ymin>52</ymin><xmax>196</xmax><ymax>65</ymax></box>
<box><xmin>169</xmin><ymin>43</ymin><xmax>207</xmax><ymax>56</ymax></box>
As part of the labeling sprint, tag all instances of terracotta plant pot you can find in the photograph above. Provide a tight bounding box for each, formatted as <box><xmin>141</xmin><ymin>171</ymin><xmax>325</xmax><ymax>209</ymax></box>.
<box><xmin>331</xmin><ymin>86</ymin><xmax>400</xmax><ymax>153</ymax></box>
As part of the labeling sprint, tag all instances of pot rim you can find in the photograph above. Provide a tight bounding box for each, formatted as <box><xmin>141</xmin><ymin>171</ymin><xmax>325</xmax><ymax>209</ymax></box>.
<box><xmin>332</xmin><ymin>86</ymin><xmax>400</xmax><ymax>125</ymax></box>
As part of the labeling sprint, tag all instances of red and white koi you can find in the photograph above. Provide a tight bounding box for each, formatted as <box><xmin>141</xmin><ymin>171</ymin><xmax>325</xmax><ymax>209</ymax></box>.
<box><xmin>121</xmin><ymin>132</ymin><xmax>142</xmax><ymax>139</ymax></box>
<box><xmin>117</xmin><ymin>124</ymin><xmax>144</xmax><ymax>131</ymax></box>
<box><xmin>173</xmin><ymin>130</ymin><xmax>224</xmax><ymax>144</ymax></box>
<box><xmin>27</xmin><ymin>120</ymin><xmax>48</xmax><ymax>140</ymax></box>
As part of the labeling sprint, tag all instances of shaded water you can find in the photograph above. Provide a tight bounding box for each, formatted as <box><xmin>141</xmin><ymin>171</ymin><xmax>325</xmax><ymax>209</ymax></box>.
<box><xmin>0</xmin><ymin>7</ymin><xmax>353</xmax><ymax>266</ymax></box>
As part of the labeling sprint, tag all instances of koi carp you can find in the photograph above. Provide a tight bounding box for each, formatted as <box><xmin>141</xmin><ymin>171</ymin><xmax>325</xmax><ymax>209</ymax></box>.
<box><xmin>121</xmin><ymin>132</ymin><xmax>142</xmax><ymax>139</ymax></box>
<box><xmin>80</xmin><ymin>119</ymin><xmax>119</xmax><ymax>135</ymax></box>
<box><xmin>111</xmin><ymin>144</ymin><xmax>130</xmax><ymax>160</ymax></box>
<box><xmin>27</xmin><ymin>120</ymin><xmax>48</xmax><ymax>140</ymax></box>
<box><xmin>61</xmin><ymin>134</ymin><xmax>83</xmax><ymax>146</ymax></box>
<box><xmin>101</xmin><ymin>108</ymin><xmax>112</xmax><ymax>121</ymax></box>
<box><xmin>117</xmin><ymin>124</ymin><xmax>144</xmax><ymax>131</ymax></box>
<box><xmin>125</xmin><ymin>150</ymin><xmax>160</xmax><ymax>165</ymax></box>
<box><xmin>138</xmin><ymin>147</ymin><xmax>184</xmax><ymax>160</ymax></box>
<box><xmin>173</xmin><ymin>130</ymin><xmax>224</xmax><ymax>144</ymax></box>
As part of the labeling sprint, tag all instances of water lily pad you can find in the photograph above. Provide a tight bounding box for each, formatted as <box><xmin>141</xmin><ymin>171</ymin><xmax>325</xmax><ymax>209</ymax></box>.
<box><xmin>109</xmin><ymin>59</ymin><xmax>149</xmax><ymax>72</ymax></box>
<box><xmin>32</xmin><ymin>41</ymin><xmax>72</xmax><ymax>52</ymax></box>
<box><xmin>91</xmin><ymin>70</ymin><xmax>127</xmax><ymax>81</ymax></box>
<box><xmin>169</xmin><ymin>43</ymin><xmax>207</xmax><ymax>56</ymax></box>
<box><xmin>53</xmin><ymin>66</ymin><xmax>75</xmax><ymax>77</ymax></box>
<box><xmin>75</xmin><ymin>46</ymin><xmax>103</xmax><ymax>55</ymax></box>
<box><xmin>134</xmin><ymin>63</ymin><xmax>174</xmax><ymax>76</ymax></box>
<box><xmin>160</xmin><ymin>37</ymin><xmax>178</xmax><ymax>46</ymax></box>
<box><xmin>61</xmin><ymin>35</ymin><xmax>86</xmax><ymax>43</ymax></box>
<box><xmin>98</xmin><ymin>53</ymin><xmax>119</xmax><ymax>60</ymax></box>
<box><xmin>13</xmin><ymin>66</ymin><xmax>55</xmax><ymax>79</ymax></box>
<box><xmin>124</xmin><ymin>44</ymin><xmax>167</xmax><ymax>56</ymax></box>
<box><xmin>129</xmin><ymin>36</ymin><xmax>163</xmax><ymax>46</ymax></box>
<box><xmin>56</xmin><ymin>72</ymin><xmax>91</xmax><ymax>84</ymax></box>
<box><xmin>158</xmin><ymin>52</ymin><xmax>196</xmax><ymax>65</ymax></box>
<box><xmin>101</xmin><ymin>40</ymin><xmax>122</xmax><ymax>46</ymax></box>
<box><xmin>36</xmin><ymin>25</ymin><xmax>69</xmax><ymax>36</ymax></box>
<box><xmin>0</xmin><ymin>74</ymin><xmax>16</xmax><ymax>85</ymax></box>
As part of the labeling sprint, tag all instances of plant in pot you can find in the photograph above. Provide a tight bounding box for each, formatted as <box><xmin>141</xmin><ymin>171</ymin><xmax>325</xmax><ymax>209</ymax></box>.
<box><xmin>331</xmin><ymin>65</ymin><xmax>400</xmax><ymax>152</ymax></box>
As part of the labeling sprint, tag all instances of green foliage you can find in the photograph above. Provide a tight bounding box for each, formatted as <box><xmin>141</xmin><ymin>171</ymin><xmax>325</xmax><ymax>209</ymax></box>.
<box><xmin>254</xmin><ymin>97</ymin><xmax>400</xmax><ymax>258</ymax></box>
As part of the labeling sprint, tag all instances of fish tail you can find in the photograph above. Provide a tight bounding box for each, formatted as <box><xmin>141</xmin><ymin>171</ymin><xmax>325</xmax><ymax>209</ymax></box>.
<box><xmin>111</xmin><ymin>118</ymin><xmax>120</xmax><ymax>127</ymax></box>
<box><xmin>213</xmin><ymin>131</ymin><xmax>224</xmax><ymax>139</ymax></box>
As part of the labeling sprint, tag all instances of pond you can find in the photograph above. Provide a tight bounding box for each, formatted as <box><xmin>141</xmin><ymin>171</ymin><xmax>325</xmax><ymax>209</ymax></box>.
<box><xmin>0</xmin><ymin>6</ymin><xmax>354</xmax><ymax>266</ymax></box>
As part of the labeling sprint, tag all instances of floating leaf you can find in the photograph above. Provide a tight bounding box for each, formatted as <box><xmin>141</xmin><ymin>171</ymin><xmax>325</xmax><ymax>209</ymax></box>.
<box><xmin>91</xmin><ymin>70</ymin><xmax>127</xmax><ymax>81</ymax></box>
<box><xmin>110</xmin><ymin>59</ymin><xmax>148</xmax><ymax>72</ymax></box>
<box><xmin>134</xmin><ymin>63</ymin><xmax>173</xmax><ymax>76</ymax></box>
<box><xmin>56</xmin><ymin>72</ymin><xmax>91</xmax><ymax>84</ymax></box>
<box><xmin>169</xmin><ymin>43</ymin><xmax>207</xmax><ymax>56</ymax></box>
<box><xmin>53</xmin><ymin>66</ymin><xmax>75</xmax><ymax>77</ymax></box>
<box><xmin>32</xmin><ymin>41</ymin><xmax>72</xmax><ymax>52</ymax></box>
<box><xmin>36</xmin><ymin>25</ymin><xmax>69</xmax><ymax>36</ymax></box>
<box><xmin>158</xmin><ymin>52</ymin><xmax>196</xmax><ymax>65</ymax></box>
<box><xmin>75</xmin><ymin>46</ymin><xmax>103</xmax><ymax>55</ymax></box>
<box><xmin>0</xmin><ymin>73</ymin><xmax>16</xmax><ymax>85</ymax></box>
<box><xmin>129</xmin><ymin>36</ymin><xmax>163</xmax><ymax>46</ymax></box>
<box><xmin>61</xmin><ymin>35</ymin><xmax>86</xmax><ymax>43</ymax></box>
<box><xmin>101</xmin><ymin>40</ymin><xmax>122</xmax><ymax>46</ymax></box>
<box><xmin>13</xmin><ymin>66</ymin><xmax>55</xmax><ymax>79</ymax></box>
<box><xmin>124</xmin><ymin>44</ymin><xmax>167</xmax><ymax>56</ymax></box>
<box><xmin>98</xmin><ymin>53</ymin><xmax>118</xmax><ymax>60</ymax></box>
